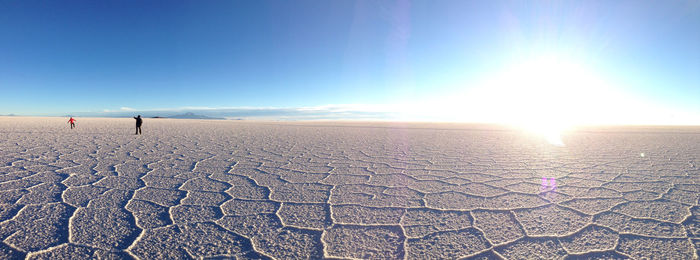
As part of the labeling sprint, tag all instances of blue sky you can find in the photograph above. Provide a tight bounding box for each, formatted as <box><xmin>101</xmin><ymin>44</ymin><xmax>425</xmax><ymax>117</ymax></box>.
<box><xmin>1</xmin><ymin>1</ymin><xmax>699</xmax><ymax>123</ymax></box>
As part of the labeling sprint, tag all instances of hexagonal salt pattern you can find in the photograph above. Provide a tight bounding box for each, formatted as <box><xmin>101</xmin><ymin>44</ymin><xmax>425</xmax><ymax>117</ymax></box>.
<box><xmin>0</xmin><ymin>118</ymin><xmax>698</xmax><ymax>259</ymax></box>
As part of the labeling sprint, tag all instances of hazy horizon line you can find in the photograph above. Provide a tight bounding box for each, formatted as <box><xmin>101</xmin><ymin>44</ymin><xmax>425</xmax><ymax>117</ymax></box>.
<box><xmin>3</xmin><ymin>104</ymin><xmax>700</xmax><ymax>126</ymax></box>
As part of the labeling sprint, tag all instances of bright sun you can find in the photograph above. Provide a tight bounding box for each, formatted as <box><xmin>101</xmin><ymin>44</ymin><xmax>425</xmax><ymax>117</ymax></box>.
<box><xmin>410</xmin><ymin>54</ymin><xmax>658</xmax><ymax>145</ymax></box>
<box><xmin>466</xmin><ymin>55</ymin><xmax>616</xmax><ymax>146</ymax></box>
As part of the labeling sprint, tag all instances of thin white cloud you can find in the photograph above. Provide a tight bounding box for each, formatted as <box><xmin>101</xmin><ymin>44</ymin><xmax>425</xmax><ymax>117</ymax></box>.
<box><xmin>82</xmin><ymin>104</ymin><xmax>400</xmax><ymax>121</ymax></box>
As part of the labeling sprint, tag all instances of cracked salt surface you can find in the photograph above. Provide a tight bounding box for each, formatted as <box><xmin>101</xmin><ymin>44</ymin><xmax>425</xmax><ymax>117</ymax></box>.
<box><xmin>0</xmin><ymin>117</ymin><xmax>699</xmax><ymax>259</ymax></box>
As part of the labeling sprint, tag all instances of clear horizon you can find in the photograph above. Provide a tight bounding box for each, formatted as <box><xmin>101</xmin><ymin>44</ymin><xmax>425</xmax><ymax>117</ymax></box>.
<box><xmin>2</xmin><ymin>1</ymin><xmax>700</xmax><ymax>126</ymax></box>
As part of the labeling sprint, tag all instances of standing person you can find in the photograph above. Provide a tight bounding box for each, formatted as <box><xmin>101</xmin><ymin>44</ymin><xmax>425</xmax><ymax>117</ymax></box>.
<box><xmin>68</xmin><ymin>117</ymin><xmax>76</xmax><ymax>129</ymax></box>
<box><xmin>134</xmin><ymin>115</ymin><xmax>142</xmax><ymax>135</ymax></box>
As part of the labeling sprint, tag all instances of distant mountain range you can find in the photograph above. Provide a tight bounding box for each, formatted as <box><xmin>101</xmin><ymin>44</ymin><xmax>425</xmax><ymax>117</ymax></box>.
<box><xmin>163</xmin><ymin>112</ymin><xmax>225</xmax><ymax>120</ymax></box>
<box><xmin>66</xmin><ymin>106</ymin><xmax>396</xmax><ymax>121</ymax></box>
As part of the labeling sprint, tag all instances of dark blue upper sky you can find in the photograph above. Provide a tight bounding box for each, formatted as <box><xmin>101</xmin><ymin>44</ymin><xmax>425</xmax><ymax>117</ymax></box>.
<box><xmin>1</xmin><ymin>0</ymin><xmax>699</xmax><ymax>123</ymax></box>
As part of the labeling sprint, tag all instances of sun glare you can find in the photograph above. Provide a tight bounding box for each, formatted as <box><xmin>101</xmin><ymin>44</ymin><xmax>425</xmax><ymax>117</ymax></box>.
<box><xmin>407</xmin><ymin>53</ymin><xmax>676</xmax><ymax>144</ymax></box>
<box><xmin>465</xmin><ymin>55</ymin><xmax>615</xmax><ymax>145</ymax></box>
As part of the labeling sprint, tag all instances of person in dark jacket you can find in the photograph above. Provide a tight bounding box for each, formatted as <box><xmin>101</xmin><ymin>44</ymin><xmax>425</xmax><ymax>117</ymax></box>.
<box><xmin>134</xmin><ymin>115</ymin><xmax>142</xmax><ymax>135</ymax></box>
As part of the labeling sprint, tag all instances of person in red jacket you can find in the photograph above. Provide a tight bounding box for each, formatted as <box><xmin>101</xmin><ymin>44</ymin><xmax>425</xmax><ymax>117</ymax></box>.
<box><xmin>68</xmin><ymin>117</ymin><xmax>76</xmax><ymax>129</ymax></box>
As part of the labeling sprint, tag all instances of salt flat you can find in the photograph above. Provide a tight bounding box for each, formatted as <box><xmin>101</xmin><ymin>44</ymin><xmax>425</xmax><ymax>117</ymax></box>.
<box><xmin>0</xmin><ymin>117</ymin><xmax>698</xmax><ymax>259</ymax></box>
